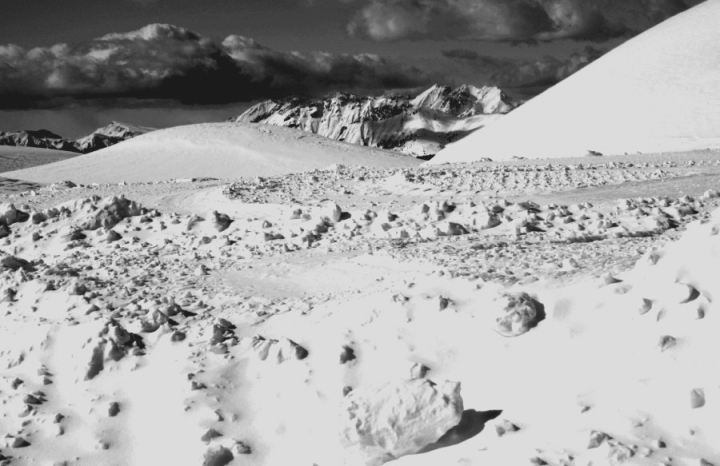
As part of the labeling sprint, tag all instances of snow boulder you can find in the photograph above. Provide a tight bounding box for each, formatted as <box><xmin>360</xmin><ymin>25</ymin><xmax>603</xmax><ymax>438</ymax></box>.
<box><xmin>0</xmin><ymin>204</ymin><xmax>29</xmax><ymax>226</ymax></box>
<box><xmin>340</xmin><ymin>378</ymin><xmax>463</xmax><ymax>465</ymax></box>
<box><xmin>251</xmin><ymin>335</ymin><xmax>308</xmax><ymax>363</ymax></box>
<box><xmin>202</xmin><ymin>445</ymin><xmax>233</xmax><ymax>466</ymax></box>
<box><xmin>320</xmin><ymin>202</ymin><xmax>343</xmax><ymax>224</ymax></box>
<box><xmin>81</xmin><ymin>196</ymin><xmax>143</xmax><ymax>230</ymax></box>
<box><xmin>491</xmin><ymin>292</ymin><xmax>543</xmax><ymax>337</ymax></box>
<box><xmin>211</xmin><ymin>211</ymin><xmax>233</xmax><ymax>232</ymax></box>
<box><xmin>0</xmin><ymin>255</ymin><xmax>33</xmax><ymax>272</ymax></box>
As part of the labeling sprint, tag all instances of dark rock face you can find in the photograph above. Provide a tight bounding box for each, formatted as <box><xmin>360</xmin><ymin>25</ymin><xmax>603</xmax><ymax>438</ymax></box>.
<box><xmin>0</xmin><ymin>122</ymin><xmax>154</xmax><ymax>154</ymax></box>
<box><xmin>0</xmin><ymin>130</ymin><xmax>80</xmax><ymax>153</ymax></box>
<box><xmin>229</xmin><ymin>84</ymin><xmax>518</xmax><ymax>158</ymax></box>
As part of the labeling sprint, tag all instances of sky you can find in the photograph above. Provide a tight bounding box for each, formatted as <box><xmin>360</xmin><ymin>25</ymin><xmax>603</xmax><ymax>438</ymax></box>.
<box><xmin>0</xmin><ymin>0</ymin><xmax>706</xmax><ymax>137</ymax></box>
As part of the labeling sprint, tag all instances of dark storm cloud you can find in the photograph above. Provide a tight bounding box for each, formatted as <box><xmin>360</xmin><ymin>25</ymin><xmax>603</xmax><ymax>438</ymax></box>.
<box><xmin>222</xmin><ymin>35</ymin><xmax>430</xmax><ymax>95</ymax></box>
<box><xmin>346</xmin><ymin>0</ymin><xmax>705</xmax><ymax>43</ymax></box>
<box><xmin>0</xmin><ymin>24</ymin><xmax>432</xmax><ymax>109</ymax></box>
<box><xmin>441</xmin><ymin>45</ymin><xmax>605</xmax><ymax>89</ymax></box>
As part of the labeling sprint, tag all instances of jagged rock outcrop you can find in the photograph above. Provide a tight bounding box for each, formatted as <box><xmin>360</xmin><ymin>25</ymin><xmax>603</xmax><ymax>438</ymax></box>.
<box><xmin>0</xmin><ymin>122</ymin><xmax>154</xmax><ymax>154</ymax></box>
<box><xmin>0</xmin><ymin>130</ymin><xmax>80</xmax><ymax>153</ymax></box>
<box><xmin>74</xmin><ymin>122</ymin><xmax>154</xmax><ymax>153</ymax></box>
<box><xmin>230</xmin><ymin>85</ymin><xmax>517</xmax><ymax>158</ymax></box>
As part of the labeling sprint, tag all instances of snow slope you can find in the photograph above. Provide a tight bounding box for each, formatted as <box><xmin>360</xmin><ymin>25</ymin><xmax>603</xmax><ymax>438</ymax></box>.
<box><xmin>232</xmin><ymin>85</ymin><xmax>514</xmax><ymax>157</ymax></box>
<box><xmin>0</xmin><ymin>146</ymin><xmax>78</xmax><ymax>173</ymax></box>
<box><xmin>4</xmin><ymin>122</ymin><xmax>420</xmax><ymax>184</ymax></box>
<box><xmin>429</xmin><ymin>0</ymin><xmax>720</xmax><ymax>164</ymax></box>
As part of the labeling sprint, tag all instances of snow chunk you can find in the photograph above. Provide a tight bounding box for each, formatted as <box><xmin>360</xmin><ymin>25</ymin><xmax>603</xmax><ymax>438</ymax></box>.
<box><xmin>491</xmin><ymin>292</ymin><xmax>543</xmax><ymax>337</ymax></box>
<box><xmin>81</xmin><ymin>196</ymin><xmax>143</xmax><ymax>230</ymax></box>
<box><xmin>210</xmin><ymin>211</ymin><xmax>233</xmax><ymax>232</ymax></box>
<box><xmin>320</xmin><ymin>202</ymin><xmax>343</xmax><ymax>224</ymax></box>
<box><xmin>251</xmin><ymin>335</ymin><xmax>308</xmax><ymax>363</ymax></box>
<box><xmin>202</xmin><ymin>445</ymin><xmax>233</xmax><ymax>466</ymax></box>
<box><xmin>340</xmin><ymin>378</ymin><xmax>463</xmax><ymax>465</ymax></box>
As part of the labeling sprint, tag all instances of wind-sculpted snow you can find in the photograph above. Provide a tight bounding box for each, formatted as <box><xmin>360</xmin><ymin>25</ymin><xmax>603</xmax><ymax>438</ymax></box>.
<box><xmin>0</xmin><ymin>151</ymin><xmax>719</xmax><ymax>465</ymax></box>
<box><xmin>340</xmin><ymin>379</ymin><xmax>463</xmax><ymax>465</ymax></box>
<box><xmin>223</xmin><ymin>158</ymin><xmax>692</xmax><ymax>205</ymax></box>
<box><xmin>3</xmin><ymin>123</ymin><xmax>420</xmax><ymax>184</ymax></box>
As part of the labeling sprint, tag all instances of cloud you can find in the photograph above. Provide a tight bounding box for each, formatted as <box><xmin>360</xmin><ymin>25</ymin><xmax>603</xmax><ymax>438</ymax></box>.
<box><xmin>222</xmin><ymin>35</ymin><xmax>430</xmax><ymax>96</ymax></box>
<box><xmin>347</xmin><ymin>0</ymin><xmax>704</xmax><ymax>43</ymax></box>
<box><xmin>440</xmin><ymin>45</ymin><xmax>606</xmax><ymax>91</ymax></box>
<box><xmin>0</xmin><ymin>24</ymin><xmax>434</xmax><ymax>109</ymax></box>
<box><xmin>126</xmin><ymin>0</ymin><xmax>161</xmax><ymax>6</ymax></box>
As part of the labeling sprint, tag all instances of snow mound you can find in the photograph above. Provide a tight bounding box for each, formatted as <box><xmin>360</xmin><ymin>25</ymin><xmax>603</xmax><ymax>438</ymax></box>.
<box><xmin>429</xmin><ymin>0</ymin><xmax>720</xmax><ymax>163</ymax></box>
<box><xmin>3</xmin><ymin>122</ymin><xmax>420</xmax><ymax>184</ymax></box>
<box><xmin>340</xmin><ymin>379</ymin><xmax>463</xmax><ymax>465</ymax></box>
<box><xmin>490</xmin><ymin>292</ymin><xmax>543</xmax><ymax>337</ymax></box>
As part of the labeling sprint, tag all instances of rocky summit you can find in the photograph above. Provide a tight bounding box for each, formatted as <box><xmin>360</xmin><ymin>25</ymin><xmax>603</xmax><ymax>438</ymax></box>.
<box><xmin>230</xmin><ymin>85</ymin><xmax>517</xmax><ymax>158</ymax></box>
<box><xmin>0</xmin><ymin>122</ymin><xmax>154</xmax><ymax>155</ymax></box>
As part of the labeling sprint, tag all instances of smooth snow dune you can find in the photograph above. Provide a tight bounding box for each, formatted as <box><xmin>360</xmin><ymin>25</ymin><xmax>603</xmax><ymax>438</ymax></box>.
<box><xmin>5</xmin><ymin>122</ymin><xmax>420</xmax><ymax>184</ymax></box>
<box><xmin>429</xmin><ymin>0</ymin><xmax>720</xmax><ymax>164</ymax></box>
<box><xmin>0</xmin><ymin>146</ymin><xmax>77</xmax><ymax>173</ymax></box>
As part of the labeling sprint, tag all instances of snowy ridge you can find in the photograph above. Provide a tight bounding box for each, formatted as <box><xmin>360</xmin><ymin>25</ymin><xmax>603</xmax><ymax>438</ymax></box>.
<box><xmin>4</xmin><ymin>122</ymin><xmax>420</xmax><ymax>184</ymax></box>
<box><xmin>429</xmin><ymin>0</ymin><xmax>720</xmax><ymax>163</ymax></box>
<box><xmin>410</xmin><ymin>84</ymin><xmax>515</xmax><ymax>116</ymax></box>
<box><xmin>231</xmin><ymin>85</ymin><xmax>516</xmax><ymax>158</ymax></box>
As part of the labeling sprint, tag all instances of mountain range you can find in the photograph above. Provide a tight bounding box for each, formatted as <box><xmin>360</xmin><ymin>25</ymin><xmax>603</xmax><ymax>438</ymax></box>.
<box><xmin>0</xmin><ymin>122</ymin><xmax>154</xmax><ymax>155</ymax></box>
<box><xmin>230</xmin><ymin>84</ymin><xmax>517</xmax><ymax>158</ymax></box>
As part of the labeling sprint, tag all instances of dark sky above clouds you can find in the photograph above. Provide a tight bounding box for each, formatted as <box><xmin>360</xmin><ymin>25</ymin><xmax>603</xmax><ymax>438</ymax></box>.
<box><xmin>0</xmin><ymin>0</ymin><xmax>706</xmax><ymax>136</ymax></box>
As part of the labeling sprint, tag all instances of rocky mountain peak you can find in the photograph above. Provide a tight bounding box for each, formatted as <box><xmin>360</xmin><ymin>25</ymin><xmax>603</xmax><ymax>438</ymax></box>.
<box><xmin>0</xmin><ymin>122</ymin><xmax>154</xmax><ymax>155</ymax></box>
<box><xmin>230</xmin><ymin>84</ymin><xmax>518</xmax><ymax>158</ymax></box>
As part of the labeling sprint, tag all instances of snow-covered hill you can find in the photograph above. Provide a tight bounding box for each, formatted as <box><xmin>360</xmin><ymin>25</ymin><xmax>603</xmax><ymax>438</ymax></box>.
<box><xmin>429</xmin><ymin>0</ymin><xmax>720</xmax><ymax>164</ymax></box>
<box><xmin>0</xmin><ymin>146</ymin><xmax>78</xmax><ymax>174</ymax></box>
<box><xmin>231</xmin><ymin>85</ymin><xmax>516</xmax><ymax>158</ymax></box>
<box><xmin>4</xmin><ymin>122</ymin><xmax>420</xmax><ymax>184</ymax></box>
<box><xmin>0</xmin><ymin>122</ymin><xmax>154</xmax><ymax>155</ymax></box>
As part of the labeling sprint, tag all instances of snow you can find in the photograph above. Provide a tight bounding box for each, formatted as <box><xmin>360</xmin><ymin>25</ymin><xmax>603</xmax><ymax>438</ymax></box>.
<box><xmin>429</xmin><ymin>0</ymin><xmax>720</xmax><ymax>164</ymax></box>
<box><xmin>1</xmin><ymin>72</ymin><xmax>720</xmax><ymax>466</ymax></box>
<box><xmin>3</xmin><ymin>122</ymin><xmax>420</xmax><ymax>184</ymax></box>
<box><xmin>0</xmin><ymin>146</ymin><xmax>77</xmax><ymax>173</ymax></box>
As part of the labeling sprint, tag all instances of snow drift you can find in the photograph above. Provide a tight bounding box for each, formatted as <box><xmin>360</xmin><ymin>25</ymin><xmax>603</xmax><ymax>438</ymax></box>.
<box><xmin>429</xmin><ymin>0</ymin><xmax>720</xmax><ymax>164</ymax></box>
<box><xmin>3</xmin><ymin>122</ymin><xmax>420</xmax><ymax>184</ymax></box>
